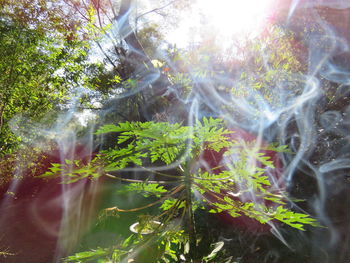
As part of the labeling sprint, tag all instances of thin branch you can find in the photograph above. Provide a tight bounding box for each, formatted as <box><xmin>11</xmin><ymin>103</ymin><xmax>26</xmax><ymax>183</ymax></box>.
<box><xmin>191</xmin><ymin>174</ymin><xmax>233</xmax><ymax>181</ymax></box>
<box><xmin>81</xmin><ymin>0</ymin><xmax>90</xmax><ymax>15</ymax></box>
<box><xmin>66</xmin><ymin>0</ymin><xmax>91</xmax><ymax>23</ymax></box>
<box><xmin>108</xmin><ymin>0</ymin><xmax>117</xmax><ymax>18</ymax></box>
<box><xmin>94</xmin><ymin>40</ymin><xmax>119</xmax><ymax>69</ymax></box>
<box><xmin>105</xmin><ymin>172</ymin><xmax>183</xmax><ymax>184</ymax></box>
<box><xmin>77</xmin><ymin>106</ymin><xmax>102</xmax><ymax>110</ymax></box>
<box><xmin>105</xmin><ymin>184</ymin><xmax>185</xmax><ymax>212</ymax></box>
<box><xmin>136</xmin><ymin>0</ymin><xmax>177</xmax><ymax>22</ymax></box>
<box><xmin>155</xmin><ymin>192</ymin><xmax>186</xmax><ymax>220</ymax></box>
<box><xmin>95</xmin><ymin>0</ymin><xmax>104</xmax><ymax>29</ymax></box>
<box><xmin>140</xmin><ymin>166</ymin><xmax>185</xmax><ymax>179</ymax></box>
<box><xmin>193</xmin><ymin>182</ymin><xmax>260</xmax><ymax>218</ymax></box>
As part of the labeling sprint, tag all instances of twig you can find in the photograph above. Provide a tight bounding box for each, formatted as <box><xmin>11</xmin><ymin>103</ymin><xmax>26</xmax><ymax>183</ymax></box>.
<box><xmin>155</xmin><ymin>192</ymin><xmax>185</xmax><ymax>221</ymax></box>
<box><xmin>105</xmin><ymin>172</ymin><xmax>183</xmax><ymax>184</ymax></box>
<box><xmin>140</xmin><ymin>166</ymin><xmax>185</xmax><ymax>179</ymax></box>
<box><xmin>136</xmin><ymin>0</ymin><xmax>177</xmax><ymax>22</ymax></box>
<box><xmin>105</xmin><ymin>184</ymin><xmax>185</xmax><ymax>212</ymax></box>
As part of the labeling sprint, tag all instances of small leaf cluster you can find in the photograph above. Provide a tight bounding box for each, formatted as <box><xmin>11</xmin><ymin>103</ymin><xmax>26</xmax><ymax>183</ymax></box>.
<box><xmin>121</xmin><ymin>183</ymin><xmax>168</xmax><ymax>198</ymax></box>
<box><xmin>39</xmin><ymin>158</ymin><xmax>102</xmax><ymax>184</ymax></box>
<box><xmin>95</xmin><ymin>117</ymin><xmax>234</xmax><ymax>170</ymax></box>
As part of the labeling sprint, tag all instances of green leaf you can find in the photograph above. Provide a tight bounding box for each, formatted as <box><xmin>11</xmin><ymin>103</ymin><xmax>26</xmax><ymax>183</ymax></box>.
<box><xmin>95</xmin><ymin>124</ymin><xmax>122</xmax><ymax>135</ymax></box>
<box><xmin>65</xmin><ymin>159</ymin><xmax>73</xmax><ymax>165</ymax></box>
<box><xmin>272</xmin><ymin>206</ymin><xmax>318</xmax><ymax>230</ymax></box>
<box><xmin>160</xmin><ymin>199</ymin><xmax>185</xmax><ymax>211</ymax></box>
<box><xmin>64</xmin><ymin>248</ymin><xmax>108</xmax><ymax>262</ymax></box>
<box><xmin>121</xmin><ymin>183</ymin><xmax>168</xmax><ymax>198</ymax></box>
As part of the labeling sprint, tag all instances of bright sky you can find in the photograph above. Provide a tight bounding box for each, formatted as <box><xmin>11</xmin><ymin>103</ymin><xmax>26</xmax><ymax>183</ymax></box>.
<box><xmin>167</xmin><ymin>0</ymin><xmax>275</xmax><ymax>47</ymax></box>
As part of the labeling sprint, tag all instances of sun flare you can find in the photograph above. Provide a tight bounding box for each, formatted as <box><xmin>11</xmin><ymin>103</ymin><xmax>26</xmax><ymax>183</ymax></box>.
<box><xmin>167</xmin><ymin>0</ymin><xmax>275</xmax><ymax>47</ymax></box>
<box><xmin>198</xmin><ymin>0</ymin><xmax>274</xmax><ymax>37</ymax></box>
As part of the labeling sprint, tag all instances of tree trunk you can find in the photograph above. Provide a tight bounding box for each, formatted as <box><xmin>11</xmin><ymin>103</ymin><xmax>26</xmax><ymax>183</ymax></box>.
<box><xmin>116</xmin><ymin>0</ymin><xmax>152</xmax><ymax>69</ymax></box>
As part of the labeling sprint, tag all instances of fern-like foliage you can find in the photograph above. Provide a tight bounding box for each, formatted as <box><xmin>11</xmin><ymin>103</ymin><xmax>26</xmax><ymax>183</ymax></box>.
<box><xmin>94</xmin><ymin>118</ymin><xmax>234</xmax><ymax>171</ymax></box>
<box><xmin>41</xmin><ymin>117</ymin><xmax>318</xmax><ymax>262</ymax></box>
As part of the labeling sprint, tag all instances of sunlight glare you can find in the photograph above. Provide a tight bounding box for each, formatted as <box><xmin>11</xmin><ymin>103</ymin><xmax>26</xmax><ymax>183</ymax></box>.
<box><xmin>167</xmin><ymin>0</ymin><xmax>275</xmax><ymax>47</ymax></box>
<box><xmin>199</xmin><ymin>0</ymin><xmax>274</xmax><ymax>37</ymax></box>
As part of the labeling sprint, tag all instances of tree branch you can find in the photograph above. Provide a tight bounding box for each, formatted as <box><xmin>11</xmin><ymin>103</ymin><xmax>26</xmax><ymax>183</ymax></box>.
<box><xmin>136</xmin><ymin>0</ymin><xmax>177</xmax><ymax>22</ymax></box>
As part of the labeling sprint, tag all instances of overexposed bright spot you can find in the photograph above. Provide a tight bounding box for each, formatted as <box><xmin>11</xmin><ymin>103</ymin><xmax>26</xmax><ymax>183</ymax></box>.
<box><xmin>199</xmin><ymin>0</ymin><xmax>274</xmax><ymax>35</ymax></box>
<box><xmin>75</xmin><ymin>110</ymin><xmax>97</xmax><ymax>126</ymax></box>
<box><xmin>167</xmin><ymin>0</ymin><xmax>274</xmax><ymax>47</ymax></box>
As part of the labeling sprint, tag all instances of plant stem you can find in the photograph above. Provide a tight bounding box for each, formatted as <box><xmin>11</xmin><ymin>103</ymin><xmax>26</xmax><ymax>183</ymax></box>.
<box><xmin>105</xmin><ymin>184</ymin><xmax>185</xmax><ymax>213</ymax></box>
<box><xmin>105</xmin><ymin>172</ymin><xmax>183</xmax><ymax>184</ymax></box>
<box><xmin>184</xmin><ymin>161</ymin><xmax>198</xmax><ymax>262</ymax></box>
